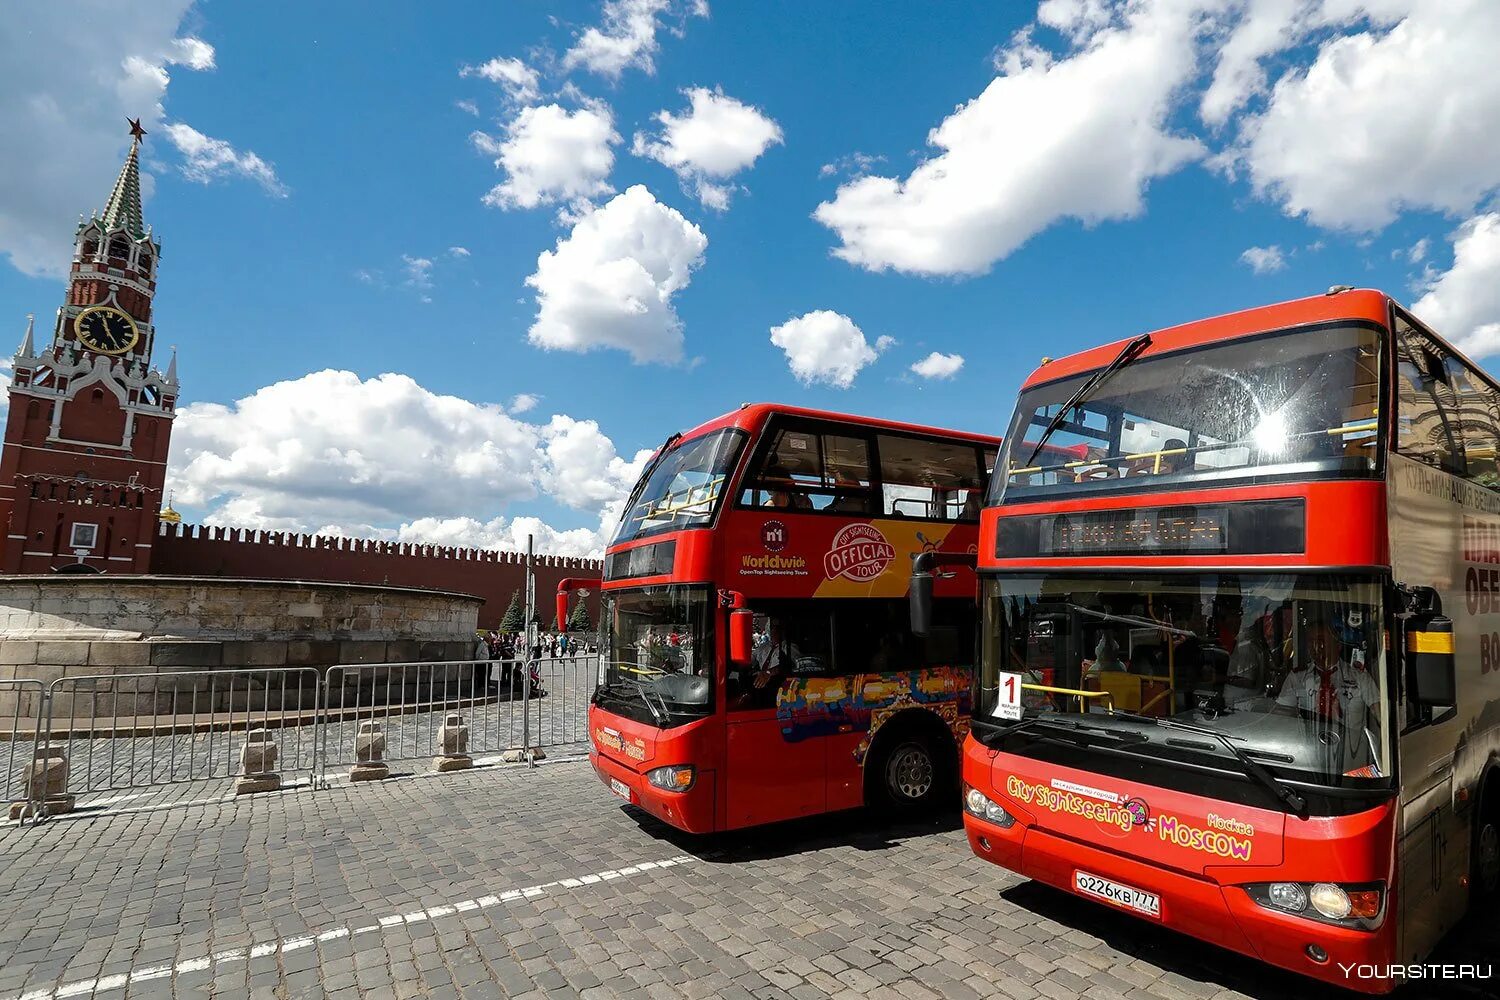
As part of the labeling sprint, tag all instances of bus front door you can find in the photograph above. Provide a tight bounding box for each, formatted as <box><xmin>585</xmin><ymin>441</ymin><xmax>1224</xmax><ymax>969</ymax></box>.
<box><xmin>724</xmin><ymin>702</ymin><xmax>827</xmax><ymax>828</ymax></box>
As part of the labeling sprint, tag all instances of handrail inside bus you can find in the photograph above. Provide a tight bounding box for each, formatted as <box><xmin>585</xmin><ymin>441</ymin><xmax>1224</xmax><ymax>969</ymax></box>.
<box><xmin>1021</xmin><ymin>683</ymin><xmax>1114</xmax><ymax>713</ymax></box>
<box><xmin>1006</xmin><ymin>417</ymin><xmax>1379</xmax><ymax>478</ymax></box>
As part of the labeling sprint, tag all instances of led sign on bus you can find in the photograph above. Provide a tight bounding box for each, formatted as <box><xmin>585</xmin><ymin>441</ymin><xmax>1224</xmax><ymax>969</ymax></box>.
<box><xmin>995</xmin><ymin>500</ymin><xmax>1305</xmax><ymax>559</ymax></box>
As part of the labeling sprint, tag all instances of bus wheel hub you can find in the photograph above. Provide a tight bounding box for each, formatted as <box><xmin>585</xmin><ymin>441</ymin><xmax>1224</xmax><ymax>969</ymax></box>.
<box><xmin>889</xmin><ymin>744</ymin><xmax>933</xmax><ymax>800</ymax></box>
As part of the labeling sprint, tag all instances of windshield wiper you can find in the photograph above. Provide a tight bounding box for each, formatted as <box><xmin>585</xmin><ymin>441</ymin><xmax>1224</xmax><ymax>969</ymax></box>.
<box><xmin>634</xmin><ymin>679</ymin><xmax>670</xmax><ymax>726</ymax></box>
<box><xmin>982</xmin><ymin>714</ymin><xmax>1147</xmax><ymax>748</ymax></box>
<box><xmin>1023</xmin><ymin>333</ymin><xmax>1152</xmax><ymax>468</ymax></box>
<box><xmin>1107</xmin><ymin>710</ymin><xmax>1307</xmax><ymax>815</ymax></box>
<box><xmin>622</xmin><ymin>432</ymin><xmax>683</xmax><ymax>523</ymax></box>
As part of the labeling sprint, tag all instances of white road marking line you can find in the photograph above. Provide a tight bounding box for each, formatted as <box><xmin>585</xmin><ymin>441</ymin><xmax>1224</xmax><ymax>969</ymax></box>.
<box><xmin>7</xmin><ymin>854</ymin><xmax>695</xmax><ymax>1000</ymax></box>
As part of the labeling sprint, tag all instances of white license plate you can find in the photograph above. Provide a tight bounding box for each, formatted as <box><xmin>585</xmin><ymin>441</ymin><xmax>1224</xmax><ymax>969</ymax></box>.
<box><xmin>609</xmin><ymin>777</ymin><xmax>632</xmax><ymax>802</ymax></box>
<box><xmin>1073</xmin><ymin>871</ymin><xmax>1160</xmax><ymax>918</ymax></box>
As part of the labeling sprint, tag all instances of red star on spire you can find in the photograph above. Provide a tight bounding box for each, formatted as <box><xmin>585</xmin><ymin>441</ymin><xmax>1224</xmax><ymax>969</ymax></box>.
<box><xmin>127</xmin><ymin>117</ymin><xmax>147</xmax><ymax>143</ymax></box>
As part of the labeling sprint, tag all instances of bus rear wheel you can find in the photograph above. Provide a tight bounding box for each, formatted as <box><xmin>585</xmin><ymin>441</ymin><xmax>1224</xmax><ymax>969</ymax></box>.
<box><xmin>1475</xmin><ymin>795</ymin><xmax>1500</xmax><ymax>904</ymax></box>
<box><xmin>869</xmin><ymin>731</ymin><xmax>947</xmax><ymax>812</ymax></box>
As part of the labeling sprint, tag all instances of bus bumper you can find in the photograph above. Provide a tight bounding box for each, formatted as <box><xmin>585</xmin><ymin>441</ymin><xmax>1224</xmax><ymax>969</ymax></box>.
<box><xmin>966</xmin><ymin>815</ymin><xmax>1395</xmax><ymax>993</ymax></box>
<box><xmin>590</xmin><ymin>749</ymin><xmax>717</xmax><ymax>835</ymax></box>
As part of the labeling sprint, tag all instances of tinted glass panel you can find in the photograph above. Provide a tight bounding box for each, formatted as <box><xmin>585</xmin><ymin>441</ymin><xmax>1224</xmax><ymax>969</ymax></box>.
<box><xmin>740</xmin><ymin>425</ymin><xmax>875</xmax><ymax>513</ymax></box>
<box><xmin>994</xmin><ymin>325</ymin><xmax>1383</xmax><ymax>504</ymax></box>
<box><xmin>877</xmin><ymin>434</ymin><xmax>984</xmax><ymax>521</ymax></box>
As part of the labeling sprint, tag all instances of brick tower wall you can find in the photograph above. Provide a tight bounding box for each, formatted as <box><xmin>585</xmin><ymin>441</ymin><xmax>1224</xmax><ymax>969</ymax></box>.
<box><xmin>151</xmin><ymin>523</ymin><xmax>602</xmax><ymax>631</ymax></box>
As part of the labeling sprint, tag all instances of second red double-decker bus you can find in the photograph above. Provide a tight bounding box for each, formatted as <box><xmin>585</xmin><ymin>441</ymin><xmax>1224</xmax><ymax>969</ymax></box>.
<box><xmin>943</xmin><ymin>289</ymin><xmax>1499</xmax><ymax>993</ymax></box>
<box><xmin>580</xmin><ymin>404</ymin><xmax>1000</xmax><ymax>833</ymax></box>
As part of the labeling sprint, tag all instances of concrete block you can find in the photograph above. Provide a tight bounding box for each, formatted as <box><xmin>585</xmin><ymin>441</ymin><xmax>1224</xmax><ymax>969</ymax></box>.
<box><xmin>86</xmin><ymin>641</ymin><xmax>152</xmax><ymax>667</ymax></box>
<box><xmin>36</xmin><ymin>641</ymin><xmax>90</xmax><ymax>667</ymax></box>
<box><xmin>148</xmin><ymin>640</ymin><xmax>223</xmax><ymax>667</ymax></box>
<box><xmin>221</xmin><ymin>641</ymin><xmax>289</xmax><ymax>667</ymax></box>
<box><xmin>0</xmin><ymin>640</ymin><xmax>39</xmax><ymax>666</ymax></box>
<box><xmin>285</xmin><ymin>640</ymin><xmax>339</xmax><ymax>666</ymax></box>
<box><xmin>338</xmin><ymin>640</ymin><xmax>388</xmax><ymax>664</ymax></box>
<box><xmin>287</xmin><ymin>602</ymin><xmax>322</xmax><ymax>618</ymax></box>
<box><xmin>385</xmin><ymin>640</ymin><xmax>421</xmax><ymax>663</ymax></box>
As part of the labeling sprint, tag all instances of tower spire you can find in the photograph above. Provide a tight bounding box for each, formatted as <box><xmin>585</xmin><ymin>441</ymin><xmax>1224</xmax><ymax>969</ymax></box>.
<box><xmin>165</xmin><ymin>346</ymin><xmax>178</xmax><ymax>383</ymax></box>
<box><xmin>100</xmin><ymin>119</ymin><xmax>147</xmax><ymax>239</ymax></box>
<box><xmin>18</xmin><ymin>314</ymin><xmax>34</xmax><ymax>357</ymax></box>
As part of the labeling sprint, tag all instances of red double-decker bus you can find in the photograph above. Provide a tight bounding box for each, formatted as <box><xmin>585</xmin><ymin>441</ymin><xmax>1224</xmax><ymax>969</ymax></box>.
<box><xmin>942</xmin><ymin>289</ymin><xmax>1499</xmax><ymax>992</ymax></box>
<box><xmin>578</xmin><ymin>404</ymin><xmax>1000</xmax><ymax>833</ymax></box>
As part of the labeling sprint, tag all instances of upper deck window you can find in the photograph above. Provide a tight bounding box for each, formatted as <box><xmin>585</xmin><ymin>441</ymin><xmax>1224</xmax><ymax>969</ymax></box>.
<box><xmin>993</xmin><ymin>324</ymin><xmax>1384</xmax><ymax>505</ymax></box>
<box><xmin>877</xmin><ymin>433</ymin><xmax>985</xmax><ymax>520</ymax></box>
<box><xmin>1393</xmin><ymin>310</ymin><xmax>1500</xmax><ymax>490</ymax></box>
<box><xmin>614</xmin><ymin>428</ymin><xmax>747</xmax><ymax>543</ymax></box>
<box><xmin>739</xmin><ymin>426</ymin><xmax>875</xmax><ymax>514</ymax></box>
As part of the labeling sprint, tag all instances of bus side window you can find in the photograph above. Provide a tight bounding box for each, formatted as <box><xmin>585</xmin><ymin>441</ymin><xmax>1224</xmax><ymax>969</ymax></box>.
<box><xmin>740</xmin><ymin>426</ymin><xmax>875</xmax><ymax>513</ymax></box>
<box><xmin>876</xmin><ymin>433</ymin><xmax>986</xmax><ymax>520</ymax></box>
<box><xmin>1449</xmin><ymin>358</ymin><xmax>1500</xmax><ymax>490</ymax></box>
<box><xmin>1395</xmin><ymin>317</ymin><xmax>1467</xmax><ymax>476</ymax></box>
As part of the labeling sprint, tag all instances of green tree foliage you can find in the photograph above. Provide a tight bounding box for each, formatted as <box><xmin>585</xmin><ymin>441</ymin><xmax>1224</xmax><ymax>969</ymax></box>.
<box><xmin>499</xmin><ymin>590</ymin><xmax>524</xmax><ymax>634</ymax></box>
<box><xmin>567</xmin><ymin>596</ymin><xmax>592</xmax><ymax>633</ymax></box>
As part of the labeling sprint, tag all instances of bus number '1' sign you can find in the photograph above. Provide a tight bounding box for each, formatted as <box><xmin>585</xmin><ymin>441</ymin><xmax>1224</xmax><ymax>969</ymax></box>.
<box><xmin>824</xmin><ymin>523</ymin><xmax>896</xmax><ymax>581</ymax></box>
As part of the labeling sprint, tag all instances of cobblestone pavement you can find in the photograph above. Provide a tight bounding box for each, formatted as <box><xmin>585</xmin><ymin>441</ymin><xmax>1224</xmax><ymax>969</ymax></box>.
<box><xmin>0</xmin><ymin>760</ymin><xmax>1495</xmax><ymax>1000</ymax></box>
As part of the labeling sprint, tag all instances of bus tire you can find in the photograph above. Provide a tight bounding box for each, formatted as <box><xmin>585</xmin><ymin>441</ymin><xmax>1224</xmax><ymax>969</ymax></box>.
<box><xmin>865</xmin><ymin>716</ymin><xmax>955</xmax><ymax>814</ymax></box>
<box><xmin>1473</xmin><ymin>770</ymin><xmax>1500</xmax><ymax>907</ymax></box>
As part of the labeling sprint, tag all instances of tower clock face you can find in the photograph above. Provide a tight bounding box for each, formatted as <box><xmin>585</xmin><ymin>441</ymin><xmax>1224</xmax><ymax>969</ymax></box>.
<box><xmin>75</xmin><ymin>305</ymin><xmax>140</xmax><ymax>355</ymax></box>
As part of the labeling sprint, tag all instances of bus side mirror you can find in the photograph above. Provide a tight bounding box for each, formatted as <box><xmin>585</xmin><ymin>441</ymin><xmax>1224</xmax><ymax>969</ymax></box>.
<box><xmin>910</xmin><ymin>571</ymin><xmax>934</xmax><ymax>638</ymax></box>
<box><xmin>1408</xmin><ymin>614</ymin><xmax>1456</xmax><ymax>707</ymax></box>
<box><xmin>729</xmin><ymin>609</ymin><xmax>754</xmax><ymax>666</ymax></box>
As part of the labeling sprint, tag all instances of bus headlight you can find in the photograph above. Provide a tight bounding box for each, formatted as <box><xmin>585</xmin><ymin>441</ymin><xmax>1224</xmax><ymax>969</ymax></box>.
<box><xmin>1245</xmin><ymin>881</ymin><xmax>1382</xmax><ymax>928</ymax></box>
<box><xmin>1308</xmin><ymin>883</ymin><xmax>1351</xmax><ymax>920</ymax></box>
<box><xmin>646</xmin><ymin>765</ymin><xmax>695</xmax><ymax>792</ymax></box>
<box><xmin>963</xmin><ymin>784</ymin><xmax>1015</xmax><ymax>828</ymax></box>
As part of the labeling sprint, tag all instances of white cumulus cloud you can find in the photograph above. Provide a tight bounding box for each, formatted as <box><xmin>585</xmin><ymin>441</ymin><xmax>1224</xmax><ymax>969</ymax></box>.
<box><xmin>1239</xmin><ymin>244</ymin><xmax>1286</xmax><ymax>274</ymax></box>
<box><xmin>525</xmin><ymin>185</ymin><xmax>707</xmax><ymax>364</ymax></box>
<box><xmin>770</xmin><ymin>310</ymin><xmax>891</xmax><ymax>388</ymax></box>
<box><xmin>0</xmin><ymin>3</ymin><xmax>219</xmax><ymax>275</ymax></box>
<box><xmin>909</xmin><ymin>352</ymin><xmax>965</xmax><ymax>380</ymax></box>
<box><xmin>509</xmin><ymin>393</ymin><xmax>540</xmax><ymax>414</ymax></box>
<box><xmin>563</xmin><ymin>0</ymin><xmax>708</xmax><ymax>79</ymax></box>
<box><xmin>1226</xmin><ymin>1</ymin><xmax>1500</xmax><ymax>230</ymax></box>
<box><xmin>813</xmin><ymin>0</ymin><xmax>1206</xmax><ymax>276</ymax></box>
<box><xmin>1413</xmin><ymin>213</ymin><xmax>1500</xmax><ymax>359</ymax></box>
<box><xmin>169</xmin><ymin>369</ymin><xmax>651</xmax><ymax>558</ymax></box>
<box><xmin>162</xmin><ymin>123</ymin><xmax>288</xmax><ymax>197</ymax></box>
<box><xmin>460</xmin><ymin>56</ymin><xmax>541</xmax><ymax>104</ymax></box>
<box><xmin>632</xmin><ymin>87</ymin><xmax>782</xmax><ymax>209</ymax></box>
<box><xmin>473</xmin><ymin>103</ymin><xmax>619</xmax><ymax>213</ymax></box>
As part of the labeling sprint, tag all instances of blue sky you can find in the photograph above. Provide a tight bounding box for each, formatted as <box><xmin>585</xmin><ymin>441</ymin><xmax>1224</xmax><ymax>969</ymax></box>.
<box><xmin>2</xmin><ymin>1</ymin><xmax>1498</xmax><ymax>554</ymax></box>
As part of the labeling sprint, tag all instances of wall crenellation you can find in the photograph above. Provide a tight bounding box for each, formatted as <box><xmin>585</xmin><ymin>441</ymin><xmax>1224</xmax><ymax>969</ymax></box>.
<box><xmin>156</xmin><ymin>522</ymin><xmax>601</xmax><ymax>570</ymax></box>
<box><xmin>152</xmin><ymin>522</ymin><xmax>603</xmax><ymax>629</ymax></box>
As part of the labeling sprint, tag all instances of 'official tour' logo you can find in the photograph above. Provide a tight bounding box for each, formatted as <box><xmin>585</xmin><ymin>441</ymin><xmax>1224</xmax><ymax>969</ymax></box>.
<box><xmin>824</xmin><ymin>523</ymin><xmax>896</xmax><ymax>582</ymax></box>
<box><xmin>762</xmin><ymin>520</ymin><xmax>787</xmax><ymax>552</ymax></box>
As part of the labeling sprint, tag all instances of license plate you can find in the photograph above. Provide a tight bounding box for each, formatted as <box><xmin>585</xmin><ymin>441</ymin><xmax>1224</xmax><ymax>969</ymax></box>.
<box><xmin>1073</xmin><ymin>871</ymin><xmax>1160</xmax><ymax>918</ymax></box>
<box><xmin>609</xmin><ymin>777</ymin><xmax>632</xmax><ymax>802</ymax></box>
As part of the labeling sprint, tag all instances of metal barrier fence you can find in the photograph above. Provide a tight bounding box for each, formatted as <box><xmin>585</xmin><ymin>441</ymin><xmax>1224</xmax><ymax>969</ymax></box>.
<box><xmin>320</xmin><ymin>659</ymin><xmax>527</xmax><ymax>776</ymax></box>
<box><xmin>528</xmin><ymin>654</ymin><xmax>596</xmax><ymax>750</ymax></box>
<box><xmin>1</xmin><ymin>656</ymin><xmax>600</xmax><ymax>821</ymax></box>
<box><xmin>46</xmin><ymin>668</ymin><xmax>324</xmax><ymax>800</ymax></box>
<box><xmin>1</xmin><ymin>680</ymin><xmax>44</xmax><ymax>813</ymax></box>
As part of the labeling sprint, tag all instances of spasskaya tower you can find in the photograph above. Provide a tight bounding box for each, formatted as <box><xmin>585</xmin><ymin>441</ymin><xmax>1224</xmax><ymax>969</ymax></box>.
<box><xmin>0</xmin><ymin>120</ymin><xmax>180</xmax><ymax>573</ymax></box>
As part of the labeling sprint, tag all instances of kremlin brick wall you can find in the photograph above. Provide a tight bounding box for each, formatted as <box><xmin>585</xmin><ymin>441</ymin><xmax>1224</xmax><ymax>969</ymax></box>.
<box><xmin>152</xmin><ymin>523</ymin><xmax>601</xmax><ymax>631</ymax></box>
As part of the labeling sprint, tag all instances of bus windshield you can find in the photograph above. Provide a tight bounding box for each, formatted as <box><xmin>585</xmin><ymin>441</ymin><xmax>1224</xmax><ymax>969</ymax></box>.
<box><xmin>615</xmin><ymin>428</ymin><xmax>746</xmax><ymax>543</ymax></box>
<box><xmin>978</xmin><ymin>573</ymin><xmax>1393</xmax><ymax>790</ymax></box>
<box><xmin>993</xmin><ymin>325</ymin><xmax>1383</xmax><ymax>504</ymax></box>
<box><xmin>597</xmin><ymin>585</ymin><xmax>714</xmax><ymax>727</ymax></box>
